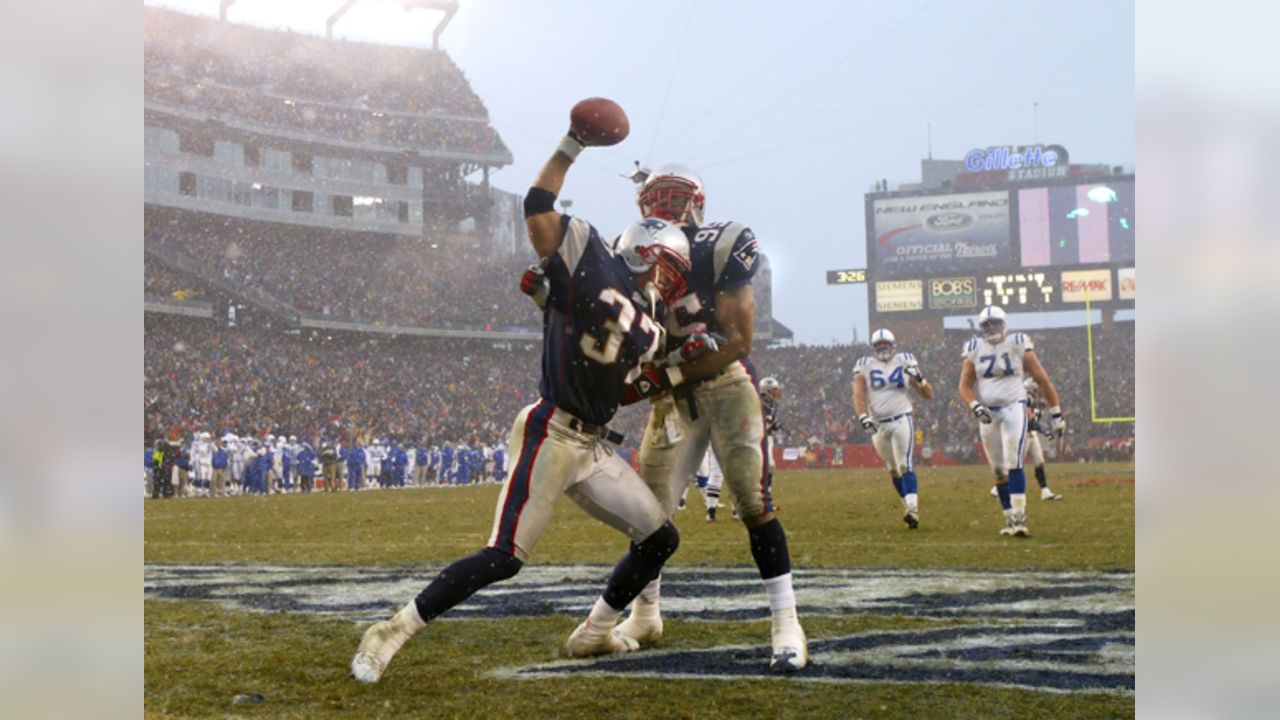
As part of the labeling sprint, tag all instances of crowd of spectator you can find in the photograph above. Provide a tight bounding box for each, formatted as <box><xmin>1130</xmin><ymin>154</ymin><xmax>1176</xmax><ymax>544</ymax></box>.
<box><xmin>145</xmin><ymin>255</ymin><xmax>206</xmax><ymax>302</ymax></box>
<box><xmin>149</xmin><ymin>225</ymin><xmax>540</xmax><ymax>329</ymax></box>
<box><xmin>145</xmin><ymin>313</ymin><xmax>1135</xmax><ymax>465</ymax></box>
<box><xmin>144</xmin><ymin>6</ymin><xmax>508</xmax><ymax>157</ymax></box>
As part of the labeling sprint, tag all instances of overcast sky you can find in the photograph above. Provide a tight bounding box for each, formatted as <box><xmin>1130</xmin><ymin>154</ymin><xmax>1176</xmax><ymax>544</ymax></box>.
<box><xmin>151</xmin><ymin>0</ymin><xmax>1135</xmax><ymax>344</ymax></box>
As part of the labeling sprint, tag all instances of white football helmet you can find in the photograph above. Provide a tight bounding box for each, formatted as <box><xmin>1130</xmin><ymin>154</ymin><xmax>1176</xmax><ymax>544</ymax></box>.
<box><xmin>614</xmin><ymin>217</ymin><xmax>692</xmax><ymax>305</ymax></box>
<box><xmin>978</xmin><ymin>306</ymin><xmax>1008</xmax><ymax>344</ymax></box>
<box><xmin>759</xmin><ymin>376</ymin><xmax>781</xmax><ymax>400</ymax></box>
<box><xmin>637</xmin><ymin>163</ymin><xmax>706</xmax><ymax>227</ymax></box>
<box><xmin>871</xmin><ymin>328</ymin><xmax>896</xmax><ymax>361</ymax></box>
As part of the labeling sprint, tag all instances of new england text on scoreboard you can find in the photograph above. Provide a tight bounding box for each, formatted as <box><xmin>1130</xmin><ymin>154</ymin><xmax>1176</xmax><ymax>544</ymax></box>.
<box><xmin>864</xmin><ymin>175</ymin><xmax>1135</xmax><ymax>315</ymax></box>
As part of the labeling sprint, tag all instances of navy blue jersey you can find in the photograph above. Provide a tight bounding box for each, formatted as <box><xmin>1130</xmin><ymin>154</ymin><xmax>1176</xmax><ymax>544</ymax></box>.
<box><xmin>664</xmin><ymin>220</ymin><xmax>759</xmax><ymax>350</ymax></box>
<box><xmin>540</xmin><ymin>215</ymin><xmax>665</xmax><ymax>426</ymax></box>
<box><xmin>762</xmin><ymin>395</ymin><xmax>782</xmax><ymax>435</ymax></box>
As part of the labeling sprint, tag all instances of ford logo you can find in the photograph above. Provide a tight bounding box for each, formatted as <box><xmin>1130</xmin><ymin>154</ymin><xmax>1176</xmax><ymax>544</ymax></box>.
<box><xmin>925</xmin><ymin>212</ymin><xmax>974</xmax><ymax>231</ymax></box>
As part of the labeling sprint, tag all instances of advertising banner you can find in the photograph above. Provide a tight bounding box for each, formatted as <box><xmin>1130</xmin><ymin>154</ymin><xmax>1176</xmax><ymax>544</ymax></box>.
<box><xmin>875</xmin><ymin>280</ymin><xmax>924</xmax><ymax>312</ymax></box>
<box><xmin>1118</xmin><ymin>267</ymin><xmax>1135</xmax><ymax>300</ymax></box>
<box><xmin>1060</xmin><ymin>269</ymin><xmax>1113</xmax><ymax>302</ymax></box>
<box><xmin>928</xmin><ymin>277</ymin><xmax>979</xmax><ymax>310</ymax></box>
<box><xmin>872</xmin><ymin>191</ymin><xmax>1012</xmax><ymax>277</ymax></box>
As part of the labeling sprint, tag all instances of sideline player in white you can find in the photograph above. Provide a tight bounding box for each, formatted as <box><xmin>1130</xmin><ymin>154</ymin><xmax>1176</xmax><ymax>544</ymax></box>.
<box><xmin>852</xmin><ymin>330</ymin><xmax>933</xmax><ymax>529</ymax></box>
<box><xmin>190</xmin><ymin>431</ymin><xmax>213</xmax><ymax>497</ymax></box>
<box><xmin>697</xmin><ymin>447</ymin><xmax>726</xmax><ymax>522</ymax></box>
<box><xmin>990</xmin><ymin>376</ymin><xmax>1063</xmax><ymax>501</ymax></box>
<box><xmin>351</xmin><ymin>121</ymin><xmax>697</xmax><ymax>684</ymax></box>
<box><xmin>1023</xmin><ymin>377</ymin><xmax>1063</xmax><ymax>500</ymax></box>
<box><xmin>959</xmin><ymin>306</ymin><xmax>1065</xmax><ymax>537</ymax></box>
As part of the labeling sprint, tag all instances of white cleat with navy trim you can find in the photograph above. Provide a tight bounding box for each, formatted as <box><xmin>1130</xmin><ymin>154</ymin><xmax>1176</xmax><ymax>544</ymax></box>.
<box><xmin>565</xmin><ymin>618</ymin><xmax>640</xmax><ymax>657</ymax></box>
<box><xmin>615</xmin><ymin>612</ymin><xmax>664</xmax><ymax>646</ymax></box>
<box><xmin>769</xmin><ymin>609</ymin><xmax>808</xmax><ymax>674</ymax></box>
<box><xmin>350</xmin><ymin>603</ymin><xmax>424</xmax><ymax>684</ymax></box>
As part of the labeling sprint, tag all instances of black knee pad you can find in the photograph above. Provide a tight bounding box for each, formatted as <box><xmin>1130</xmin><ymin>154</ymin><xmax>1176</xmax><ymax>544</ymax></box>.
<box><xmin>480</xmin><ymin>547</ymin><xmax>524</xmax><ymax>581</ymax></box>
<box><xmin>634</xmin><ymin>522</ymin><xmax>680</xmax><ymax>561</ymax></box>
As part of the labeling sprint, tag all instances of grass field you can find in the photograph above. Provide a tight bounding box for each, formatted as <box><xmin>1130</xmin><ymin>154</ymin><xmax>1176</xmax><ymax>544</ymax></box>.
<box><xmin>144</xmin><ymin>463</ymin><xmax>1135</xmax><ymax>719</ymax></box>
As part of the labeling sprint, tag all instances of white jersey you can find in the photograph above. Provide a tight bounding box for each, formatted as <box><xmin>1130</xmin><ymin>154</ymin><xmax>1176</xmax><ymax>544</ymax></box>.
<box><xmin>853</xmin><ymin>352</ymin><xmax>919</xmax><ymax>420</ymax></box>
<box><xmin>962</xmin><ymin>332</ymin><xmax>1034</xmax><ymax>406</ymax></box>
<box><xmin>190</xmin><ymin>439</ymin><xmax>211</xmax><ymax>467</ymax></box>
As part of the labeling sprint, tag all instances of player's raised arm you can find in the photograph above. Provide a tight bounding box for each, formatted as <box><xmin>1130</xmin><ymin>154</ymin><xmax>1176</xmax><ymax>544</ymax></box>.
<box><xmin>903</xmin><ymin>356</ymin><xmax>933</xmax><ymax>400</ymax></box>
<box><xmin>525</xmin><ymin>98</ymin><xmax>630</xmax><ymax>258</ymax></box>
<box><xmin>677</xmin><ymin>284</ymin><xmax>754</xmax><ymax>383</ymax></box>
<box><xmin>524</xmin><ymin>147</ymin><xmax>574</xmax><ymax>258</ymax></box>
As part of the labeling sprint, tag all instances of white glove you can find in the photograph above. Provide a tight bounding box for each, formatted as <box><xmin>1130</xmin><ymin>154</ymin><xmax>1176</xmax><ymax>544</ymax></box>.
<box><xmin>858</xmin><ymin>414</ymin><xmax>878</xmax><ymax>433</ymax></box>
<box><xmin>1049</xmin><ymin>406</ymin><xmax>1066</xmax><ymax>435</ymax></box>
<box><xmin>904</xmin><ymin>365</ymin><xmax>924</xmax><ymax>382</ymax></box>
<box><xmin>970</xmin><ymin>401</ymin><xmax>993</xmax><ymax>424</ymax></box>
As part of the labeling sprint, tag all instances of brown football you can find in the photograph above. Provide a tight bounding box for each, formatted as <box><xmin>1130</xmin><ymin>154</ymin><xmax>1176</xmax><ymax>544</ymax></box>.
<box><xmin>570</xmin><ymin>97</ymin><xmax>629</xmax><ymax>146</ymax></box>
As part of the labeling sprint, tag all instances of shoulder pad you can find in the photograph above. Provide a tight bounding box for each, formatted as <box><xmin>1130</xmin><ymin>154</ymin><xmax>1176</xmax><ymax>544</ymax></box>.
<box><xmin>709</xmin><ymin>222</ymin><xmax>758</xmax><ymax>289</ymax></box>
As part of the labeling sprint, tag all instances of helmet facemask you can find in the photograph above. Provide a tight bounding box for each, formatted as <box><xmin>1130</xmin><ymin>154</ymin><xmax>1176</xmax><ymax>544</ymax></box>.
<box><xmin>636</xmin><ymin>244</ymin><xmax>690</xmax><ymax>306</ymax></box>
<box><xmin>981</xmin><ymin>318</ymin><xmax>1007</xmax><ymax>344</ymax></box>
<box><xmin>638</xmin><ymin>175</ymin><xmax>705</xmax><ymax>227</ymax></box>
<box><xmin>873</xmin><ymin>341</ymin><xmax>895</xmax><ymax>362</ymax></box>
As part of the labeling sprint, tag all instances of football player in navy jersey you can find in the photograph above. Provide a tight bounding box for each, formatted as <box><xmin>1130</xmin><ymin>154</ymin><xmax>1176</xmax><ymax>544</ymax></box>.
<box><xmin>351</xmin><ymin>122</ymin><xmax>701</xmax><ymax>684</ymax></box>
<box><xmin>608</xmin><ymin>164</ymin><xmax>808</xmax><ymax>673</ymax></box>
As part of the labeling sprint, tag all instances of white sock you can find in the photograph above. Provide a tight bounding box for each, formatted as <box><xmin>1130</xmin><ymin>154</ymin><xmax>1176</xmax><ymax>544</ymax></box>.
<box><xmin>588</xmin><ymin>597</ymin><xmax>622</xmax><ymax>626</ymax></box>
<box><xmin>762</xmin><ymin>573</ymin><xmax>797</xmax><ymax>613</ymax></box>
<box><xmin>905</xmin><ymin>493</ymin><xmax>918</xmax><ymax>511</ymax></box>
<box><xmin>631</xmin><ymin>577</ymin><xmax>661</xmax><ymax>616</ymax></box>
<box><xmin>1011</xmin><ymin>494</ymin><xmax>1027</xmax><ymax>514</ymax></box>
<box><xmin>1003</xmin><ymin>508</ymin><xmax>1013</xmax><ymax>519</ymax></box>
<box><xmin>393</xmin><ymin>601</ymin><xmax>426</xmax><ymax>635</ymax></box>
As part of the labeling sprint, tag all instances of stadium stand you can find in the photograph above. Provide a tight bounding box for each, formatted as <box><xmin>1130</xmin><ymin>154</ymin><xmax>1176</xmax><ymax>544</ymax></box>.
<box><xmin>146</xmin><ymin>314</ymin><xmax>1133</xmax><ymax>464</ymax></box>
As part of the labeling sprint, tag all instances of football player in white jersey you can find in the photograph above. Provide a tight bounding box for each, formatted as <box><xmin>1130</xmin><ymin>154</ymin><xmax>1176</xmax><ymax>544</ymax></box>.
<box><xmin>959</xmin><ymin>306</ymin><xmax>1066</xmax><ymax>537</ymax></box>
<box><xmin>1022</xmin><ymin>376</ymin><xmax>1063</xmax><ymax>500</ymax></box>
<box><xmin>696</xmin><ymin>447</ymin><xmax>726</xmax><ymax>522</ymax></box>
<box><xmin>852</xmin><ymin>329</ymin><xmax>933</xmax><ymax>529</ymax></box>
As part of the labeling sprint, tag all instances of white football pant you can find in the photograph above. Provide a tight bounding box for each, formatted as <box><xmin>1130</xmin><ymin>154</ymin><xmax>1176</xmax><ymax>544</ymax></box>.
<box><xmin>487</xmin><ymin>400</ymin><xmax>667</xmax><ymax>562</ymax></box>
<box><xmin>637</xmin><ymin>361</ymin><xmax>771</xmax><ymax>521</ymax></box>
<box><xmin>979</xmin><ymin>401</ymin><xmax>1029</xmax><ymax>477</ymax></box>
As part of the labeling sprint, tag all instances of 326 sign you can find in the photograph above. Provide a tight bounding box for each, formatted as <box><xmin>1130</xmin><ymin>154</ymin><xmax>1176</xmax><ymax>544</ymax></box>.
<box><xmin>826</xmin><ymin>268</ymin><xmax>868</xmax><ymax>285</ymax></box>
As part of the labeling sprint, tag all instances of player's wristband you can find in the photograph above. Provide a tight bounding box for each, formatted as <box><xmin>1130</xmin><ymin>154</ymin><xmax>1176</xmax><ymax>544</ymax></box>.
<box><xmin>665</xmin><ymin>365</ymin><xmax>684</xmax><ymax>387</ymax></box>
<box><xmin>969</xmin><ymin>400</ymin><xmax>982</xmax><ymax>411</ymax></box>
<box><xmin>557</xmin><ymin>133</ymin><xmax>584</xmax><ymax>161</ymax></box>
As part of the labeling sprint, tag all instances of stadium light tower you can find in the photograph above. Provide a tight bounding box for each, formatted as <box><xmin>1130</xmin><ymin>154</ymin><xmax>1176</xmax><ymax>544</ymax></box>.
<box><xmin>326</xmin><ymin>0</ymin><xmax>459</xmax><ymax>49</ymax></box>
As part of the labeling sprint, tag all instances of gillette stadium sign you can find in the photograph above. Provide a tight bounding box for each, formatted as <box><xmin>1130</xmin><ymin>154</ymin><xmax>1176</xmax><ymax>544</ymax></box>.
<box><xmin>963</xmin><ymin>144</ymin><xmax>1070</xmax><ymax>181</ymax></box>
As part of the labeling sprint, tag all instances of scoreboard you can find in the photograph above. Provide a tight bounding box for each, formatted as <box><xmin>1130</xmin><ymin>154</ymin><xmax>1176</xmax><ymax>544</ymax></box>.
<box><xmin>865</xmin><ymin>174</ymin><xmax>1135</xmax><ymax>317</ymax></box>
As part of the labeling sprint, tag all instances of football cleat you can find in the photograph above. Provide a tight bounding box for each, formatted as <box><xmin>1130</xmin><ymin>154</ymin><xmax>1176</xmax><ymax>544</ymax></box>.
<box><xmin>1012</xmin><ymin>513</ymin><xmax>1029</xmax><ymax>537</ymax></box>
<box><xmin>565</xmin><ymin>619</ymin><xmax>640</xmax><ymax>658</ymax></box>
<box><xmin>706</xmin><ymin>507</ymin><xmax>717</xmax><ymax>522</ymax></box>
<box><xmin>904</xmin><ymin>509</ymin><xmax>919</xmax><ymax>529</ymax></box>
<box><xmin>350</xmin><ymin>623</ymin><xmax>406</xmax><ymax>684</ymax></box>
<box><xmin>614</xmin><ymin>612</ymin><xmax>664</xmax><ymax>646</ymax></box>
<box><xmin>677</xmin><ymin>497</ymin><xmax>687</xmax><ymax>510</ymax></box>
<box><xmin>990</xmin><ymin>485</ymin><xmax>999</xmax><ymax>498</ymax></box>
<box><xmin>999</xmin><ymin>516</ymin><xmax>1017</xmax><ymax>536</ymax></box>
<box><xmin>1041</xmin><ymin>487</ymin><xmax>1063</xmax><ymax>501</ymax></box>
<box><xmin>769</xmin><ymin>612</ymin><xmax>808</xmax><ymax>674</ymax></box>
